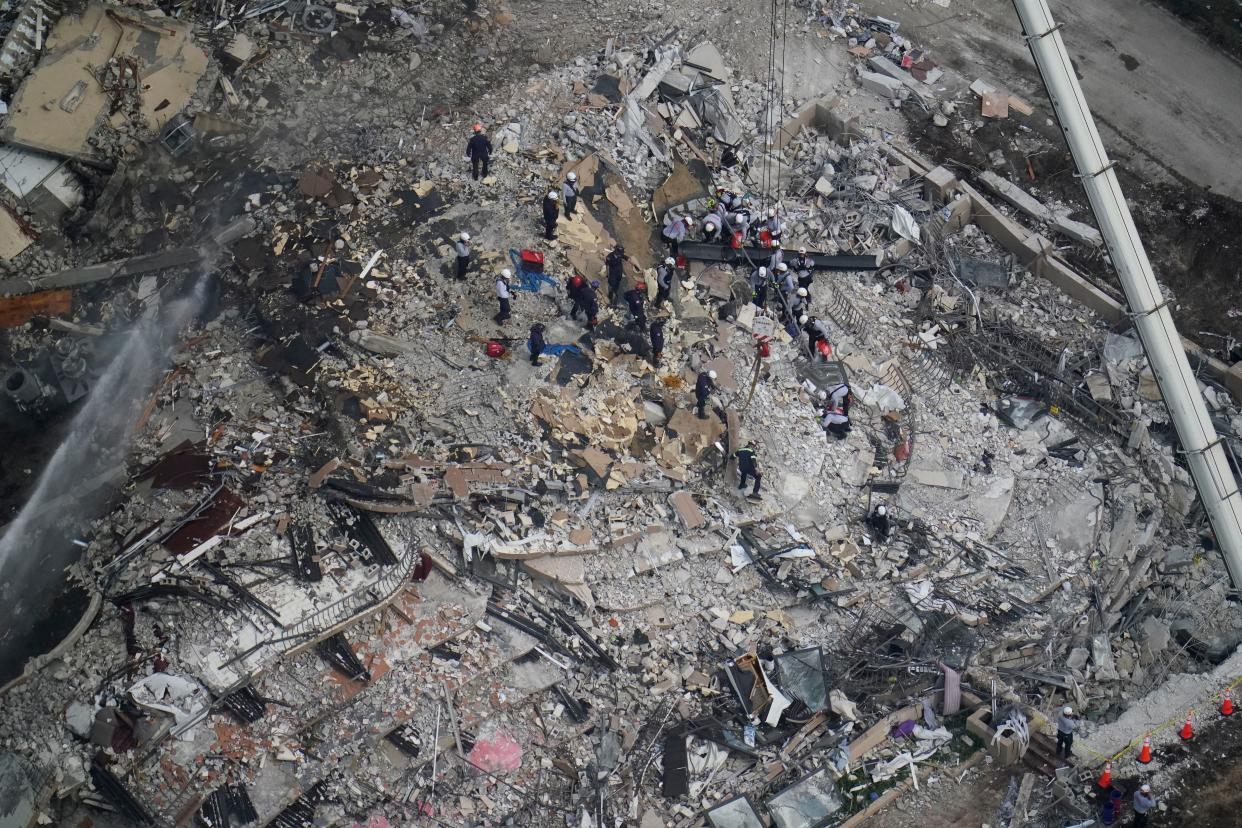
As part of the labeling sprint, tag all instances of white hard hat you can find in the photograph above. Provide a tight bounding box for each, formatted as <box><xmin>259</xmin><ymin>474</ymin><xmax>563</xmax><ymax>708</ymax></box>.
<box><xmin>684</xmin><ymin>216</ymin><xmax>694</xmax><ymax>225</ymax></box>
<box><xmin>734</xmin><ymin>212</ymin><xmax>745</xmax><ymax>222</ymax></box>
<box><xmin>567</xmin><ymin>171</ymin><xmax>577</xmax><ymax>181</ymax></box>
<box><xmin>704</xmin><ymin>221</ymin><xmax>716</xmax><ymax>232</ymax></box>
<box><xmin>776</xmin><ymin>263</ymin><xmax>788</xmax><ymax>272</ymax></box>
<box><xmin>797</xmin><ymin>287</ymin><xmax>808</xmax><ymax>297</ymax></box>
<box><xmin>549</xmin><ymin>191</ymin><xmax>559</xmax><ymax>200</ymax></box>
<box><xmin>758</xmin><ymin>266</ymin><xmax>767</xmax><ymax>275</ymax></box>
<box><xmin>818</xmin><ymin>390</ymin><xmax>827</xmax><ymax>400</ymax></box>
<box><xmin>501</xmin><ymin>268</ymin><xmax>512</xmax><ymax>278</ymax></box>
<box><xmin>799</xmin><ymin>247</ymin><xmax>807</xmax><ymax>254</ymax></box>
<box><xmin>767</xmin><ymin>208</ymin><xmax>776</xmax><ymax>217</ymax></box>
<box><xmin>1141</xmin><ymin>784</ymin><xmax>1150</xmax><ymax>792</ymax></box>
<box><xmin>799</xmin><ymin>315</ymin><xmax>809</xmax><ymax>324</ymax></box>
<box><xmin>876</xmin><ymin>505</ymin><xmax>887</xmax><ymax>515</ymax></box>
<box><xmin>664</xmin><ymin>257</ymin><xmax>675</xmax><ymax>265</ymax></box>
<box><xmin>1063</xmin><ymin>706</ymin><xmax>1073</xmax><ymax>715</ymax></box>
<box><xmin>708</xmin><ymin>370</ymin><xmax>717</xmax><ymax>380</ymax></box>
<box><xmin>460</xmin><ymin>231</ymin><xmax>471</xmax><ymax>241</ymax></box>
<box><xmin>771</xmin><ymin>239</ymin><xmax>781</xmax><ymax>248</ymax></box>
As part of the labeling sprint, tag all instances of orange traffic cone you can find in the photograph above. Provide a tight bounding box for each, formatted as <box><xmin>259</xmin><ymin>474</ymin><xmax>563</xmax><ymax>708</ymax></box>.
<box><xmin>1180</xmin><ymin>710</ymin><xmax>1194</xmax><ymax>740</ymax></box>
<box><xmin>1138</xmin><ymin>734</ymin><xmax>1152</xmax><ymax>764</ymax></box>
<box><xmin>1097</xmin><ymin>761</ymin><xmax>1112</xmax><ymax>789</ymax></box>
<box><xmin>1222</xmin><ymin>689</ymin><xmax>1234</xmax><ymax>717</ymax></box>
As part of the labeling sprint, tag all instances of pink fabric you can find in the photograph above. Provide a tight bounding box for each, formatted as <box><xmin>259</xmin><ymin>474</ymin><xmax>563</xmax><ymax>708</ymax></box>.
<box><xmin>467</xmin><ymin>730</ymin><xmax>524</xmax><ymax>773</ymax></box>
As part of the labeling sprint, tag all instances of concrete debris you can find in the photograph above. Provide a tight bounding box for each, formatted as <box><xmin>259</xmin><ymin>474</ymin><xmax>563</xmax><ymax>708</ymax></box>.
<box><xmin>0</xmin><ymin>5</ymin><xmax>1236</xmax><ymax>828</ymax></box>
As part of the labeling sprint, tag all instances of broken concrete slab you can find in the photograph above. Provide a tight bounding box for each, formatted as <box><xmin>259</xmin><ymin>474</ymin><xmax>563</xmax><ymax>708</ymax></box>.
<box><xmin>858</xmin><ymin>70</ymin><xmax>903</xmax><ymax>100</ymax></box>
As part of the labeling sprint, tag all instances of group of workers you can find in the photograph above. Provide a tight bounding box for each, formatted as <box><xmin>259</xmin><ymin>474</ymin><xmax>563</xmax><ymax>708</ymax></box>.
<box><xmin>463</xmin><ymin>124</ymin><xmax>859</xmax><ymax>504</ymax></box>
<box><xmin>1056</xmin><ymin>707</ymin><xmax>1158</xmax><ymax>826</ymax></box>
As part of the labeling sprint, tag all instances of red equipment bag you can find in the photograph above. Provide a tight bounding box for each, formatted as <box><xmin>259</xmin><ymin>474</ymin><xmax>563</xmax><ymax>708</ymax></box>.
<box><xmin>485</xmin><ymin>341</ymin><xmax>506</xmax><ymax>358</ymax></box>
<box><xmin>816</xmin><ymin>340</ymin><xmax>833</xmax><ymax>359</ymax></box>
<box><xmin>758</xmin><ymin>229</ymin><xmax>773</xmax><ymax>246</ymax></box>
<box><xmin>519</xmin><ymin>249</ymin><xmax>545</xmax><ymax>272</ymax></box>
<box><xmin>731</xmin><ymin>231</ymin><xmax>744</xmax><ymax>249</ymax></box>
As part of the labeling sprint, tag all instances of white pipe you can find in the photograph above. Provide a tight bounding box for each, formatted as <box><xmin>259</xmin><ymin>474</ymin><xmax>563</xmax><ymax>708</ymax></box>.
<box><xmin>1011</xmin><ymin>0</ymin><xmax>1242</xmax><ymax>587</ymax></box>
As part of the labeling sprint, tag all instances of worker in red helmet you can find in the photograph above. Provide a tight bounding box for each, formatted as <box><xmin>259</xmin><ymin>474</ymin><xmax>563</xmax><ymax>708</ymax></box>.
<box><xmin>625</xmin><ymin>280</ymin><xmax>648</xmax><ymax>330</ymax></box>
<box><xmin>566</xmin><ymin>272</ymin><xmax>588</xmax><ymax>320</ymax></box>
<box><xmin>466</xmin><ymin>123</ymin><xmax>493</xmax><ymax>181</ymax></box>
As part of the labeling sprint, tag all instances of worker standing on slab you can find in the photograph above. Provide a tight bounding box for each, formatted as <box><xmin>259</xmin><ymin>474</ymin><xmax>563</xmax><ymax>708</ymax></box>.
<box><xmin>734</xmin><ymin>443</ymin><xmax>762</xmax><ymax>499</ymax></box>
<box><xmin>1133</xmin><ymin>784</ymin><xmax>1156</xmax><ymax>828</ymax></box>
<box><xmin>787</xmin><ymin>287</ymin><xmax>809</xmax><ymax>326</ymax></box>
<box><xmin>561</xmin><ymin>171</ymin><xmax>579</xmax><ymax>216</ymax></box>
<box><xmin>494</xmin><ymin>269</ymin><xmax>512</xmax><ymax>324</ymax></box>
<box><xmin>694</xmin><ymin>369</ymin><xmax>717</xmax><ymax>419</ymax></box>
<box><xmin>528</xmin><ymin>323</ymin><xmax>546</xmax><ymax>366</ymax></box>
<box><xmin>655</xmin><ymin>258</ymin><xmax>675</xmax><ymax>307</ymax></box>
<box><xmin>803</xmin><ymin>315</ymin><xmax>830</xmax><ymax>353</ymax></box>
<box><xmin>649</xmin><ymin>319</ymin><xmax>665</xmax><ymax>368</ymax></box>
<box><xmin>566</xmin><ymin>273</ymin><xmax>587</xmax><ymax>320</ymax></box>
<box><xmin>605</xmin><ymin>244</ymin><xmax>628</xmax><ymax>305</ymax></box>
<box><xmin>580</xmin><ymin>286</ymin><xmax>600</xmax><ymax>330</ymax></box>
<box><xmin>750</xmin><ymin>265</ymin><xmax>771</xmax><ymax>309</ymax></box>
<box><xmin>662</xmin><ymin>214</ymin><xmax>694</xmax><ymax>257</ymax></box>
<box><xmin>466</xmin><ymin>123</ymin><xmax>493</xmax><ymax>181</ymax></box>
<box><xmin>625</xmin><ymin>281</ymin><xmax>648</xmax><ymax>330</ymax></box>
<box><xmin>454</xmin><ymin>232</ymin><xmax>472</xmax><ymax>280</ymax></box>
<box><xmin>792</xmin><ymin>247</ymin><xmax>815</xmax><ymax>300</ymax></box>
<box><xmin>727</xmin><ymin>210</ymin><xmax>751</xmax><ymax>245</ymax></box>
<box><xmin>775</xmin><ymin>262</ymin><xmax>795</xmax><ymax>300</ymax></box>
<box><xmin>1055</xmin><ymin>706</ymin><xmax>1077</xmax><ymax>759</ymax></box>
<box><xmin>868</xmin><ymin>504</ymin><xmax>891</xmax><ymax>541</ymax></box>
<box><xmin>768</xmin><ymin>240</ymin><xmax>784</xmax><ymax>272</ymax></box>
<box><xmin>542</xmin><ymin>191</ymin><xmax>560</xmax><ymax>240</ymax></box>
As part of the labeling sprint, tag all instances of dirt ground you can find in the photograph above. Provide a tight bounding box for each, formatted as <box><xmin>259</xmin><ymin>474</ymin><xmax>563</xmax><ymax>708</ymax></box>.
<box><xmin>866</xmin><ymin>762</ymin><xmax>1018</xmax><ymax>828</ymax></box>
<box><xmin>1159</xmin><ymin>715</ymin><xmax>1242</xmax><ymax>826</ymax></box>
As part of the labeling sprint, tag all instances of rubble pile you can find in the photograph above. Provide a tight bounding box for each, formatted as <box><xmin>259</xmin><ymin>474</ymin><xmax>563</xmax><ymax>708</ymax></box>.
<box><xmin>0</xmin><ymin>2</ymin><xmax>1240</xmax><ymax>827</ymax></box>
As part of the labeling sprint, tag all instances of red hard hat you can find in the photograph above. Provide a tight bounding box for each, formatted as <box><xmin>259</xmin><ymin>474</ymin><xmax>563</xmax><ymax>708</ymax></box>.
<box><xmin>473</xmin><ymin>123</ymin><xmax>483</xmax><ymax>132</ymax></box>
<box><xmin>636</xmin><ymin>281</ymin><xmax>647</xmax><ymax>290</ymax></box>
<box><xmin>570</xmin><ymin>274</ymin><xmax>585</xmax><ymax>286</ymax></box>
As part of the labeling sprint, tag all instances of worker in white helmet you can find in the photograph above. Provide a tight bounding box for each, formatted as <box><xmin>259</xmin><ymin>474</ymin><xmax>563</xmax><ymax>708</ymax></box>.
<box><xmin>561</xmin><ymin>171</ymin><xmax>579</xmax><ymax>216</ymax></box>
<box><xmin>494</xmin><ymin>268</ymin><xmax>513</xmax><ymax>324</ymax></box>
<box><xmin>750</xmin><ymin>265</ymin><xmax>770</xmax><ymax>308</ymax></box>
<box><xmin>792</xmin><ymin>246</ymin><xmax>816</xmax><ymax>299</ymax></box>
<box><xmin>454</xmin><ymin>231</ymin><xmax>472</xmax><ymax>280</ymax></box>
<box><xmin>661</xmin><ymin>214</ymin><xmax>694</xmax><ymax>257</ymax></box>
<box><xmin>765</xmin><ymin>207</ymin><xmax>784</xmax><ymax>242</ymax></box>
<box><xmin>1056</xmin><ymin>706</ymin><xmax>1077</xmax><ymax>759</ymax></box>
<box><xmin>1133</xmin><ymin>784</ymin><xmax>1156</xmax><ymax>828</ymax></box>
<box><xmin>695</xmin><ymin>369</ymin><xmax>718</xmax><ymax>419</ymax></box>
<box><xmin>868</xmin><ymin>504</ymin><xmax>891</xmax><ymax>540</ymax></box>
<box><xmin>655</xmin><ymin>257</ymin><xmax>676</xmax><ymax>307</ymax></box>
<box><xmin>701</xmin><ymin>210</ymin><xmax>724</xmax><ymax>243</ymax></box>
<box><xmin>542</xmin><ymin>190</ymin><xmax>560</xmax><ymax>240</ymax></box>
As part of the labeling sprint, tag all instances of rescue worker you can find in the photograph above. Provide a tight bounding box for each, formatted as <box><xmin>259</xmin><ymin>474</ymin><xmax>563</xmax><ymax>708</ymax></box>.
<box><xmin>734</xmin><ymin>443</ymin><xmax>762</xmax><ymax>498</ymax></box>
<box><xmin>466</xmin><ymin>123</ymin><xmax>493</xmax><ymax>181</ymax></box>
<box><xmin>729</xmin><ymin>209</ymin><xmax>751</xmax><ymax>243</ymax></box>
<box><xmin>562</xmin><ymin>171</ymin><xmax>579</xmax><ymax>216</ymax></box>
<box><xmin>821</xmin><ymin>405</ymin><xmax>850</xmax><ymax>440</ymax></box>
<box><xmin>716</xmin><ymin>187</ymin><xmax>741</xmax><ymax>214</ymax></box>
<box><xmin>655</xmin><ymin>258</ymin><xmax>675</xmax><ymax>307</ymax></box>
<box><xmin>765</xmin><ymin>208</ymin><xmax>784</xmax><ymax>242</ymax></box>
<box><xmin>566</xmin><ymin>273</ymin><xmax>588</xmax><ymax>320</ymax></box>
<box><xmin>625</xmin><ymin>282</ymin><xmax>648</xmax><ymax>330</ymax></box>
<box><xmin>580</xmin><ymin>285</ymin><xmax>600</xmax><ymax>329</ymax></box>
<box><xmin>750</xmin><ymin>265</ymin><xmax>770</xmax><ymax>308</ymax></box>
<box><xmin>454</xmin><ymin>232</ymin><xmax>472</xmax><ymax>280</ymax></box>
<box><xmin>827</xmin><ymin>378</ymin><xmax>851</xmax><ymax>416</ymax></box>
<box><xmin>662</xmin><ymin>214</ymin><xmax>694</xmax><ymax>257</ymax></box>
<box><xmin>649</xmin><ymin>319</ymin><xmax>665</xmax><ymax>367</ymax></box>
<box><xmin>792</xmin><ymin>247</ymin><xmax>816</xmax><ymax>299</ymax></box>
<box><xmin>1055</xmin><ymin>706</ymin><xmax>1077</xmax><ymax>759</ymax></box>
<box><xmin>868</xmin><ymin>504</ymin><xmax>891</xmax><ymax>540</ymax></box>
<box><xmin>542</xmin><ymin>191</ymin><xmax>560</xmax><ymax>240</ymax></box>
<box><xmin>1133</xmin><ymin>784</ymin><xmax>1155</xmax><ymax>828</ymax></box>
<box><xmin>605</xmin><ymin>244</ymin><xmax>628</xmax><ymax>304</ymax></box>
<box><xmin>768</xmin><ymin>240</ymin><xmax>785</xmax><ymax>271</ymax></box>
<box><xmin>494</xmin><ymin>268</ymin><xmax>512</xmax><ymax>324</ymax></box>
<box><xmin>775</xmin><ymin>262</ymin><xmax>795</xmax><ymax>298</ymax></box>
<box><xmin>528</xmin><ymin>323</ymin><xmax>546</xmax><ymax>366</ymax></box>
<box><xmin>694</xmin><ymin>369</ymin><xmax>717</xmax><ymax>419</ymax></box>
<box><xmin>803</xmin><ymin>315</ymin><xmax>830</xmax><ymax>354</ymax></box>
<box><xmin>701</xmin><ymin>212</ymin><xmax>724</xmax><ymax>243</ymax></box>
<box><xmin>788</xmin><ymin>287</ymin><xmax>809</xmax><ymax>322</ymax></box>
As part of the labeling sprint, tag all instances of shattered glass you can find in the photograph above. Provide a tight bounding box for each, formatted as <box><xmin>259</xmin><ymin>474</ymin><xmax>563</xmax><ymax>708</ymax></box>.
<box><xmin>766</xmin><ymin>769</ymin><xmax>844</xmax><ymax>828</ymax></box>
<box><xmin>706</xmin><ymin>795</ymin><xmax>765</xmax><ymax>828</ymax></box>
<box><xmin>773</xmin><ymin>648</ymin><xmax>827</xmax><ymax>712</ymax></box>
